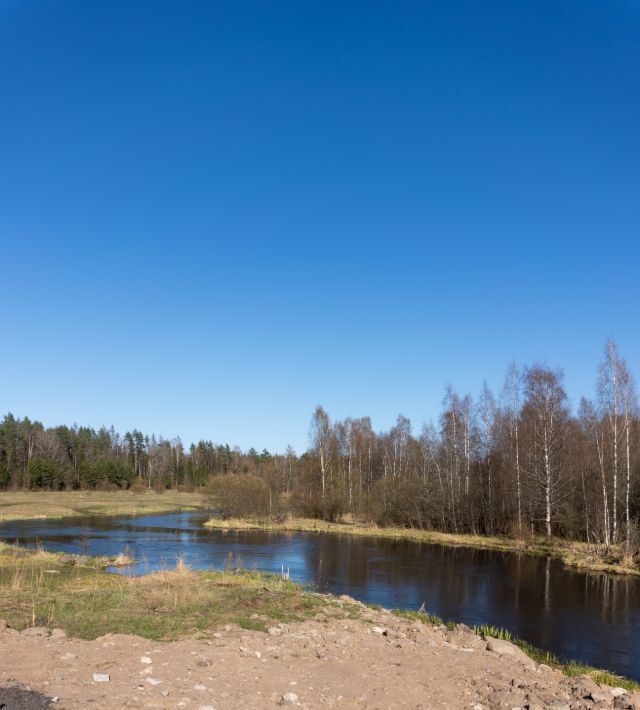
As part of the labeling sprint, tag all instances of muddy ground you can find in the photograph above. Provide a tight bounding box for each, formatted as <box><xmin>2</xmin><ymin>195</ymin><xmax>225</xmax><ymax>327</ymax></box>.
<box><xmin>0</xmin><ymin>602</ymin><xmax>637</xmax><ymax>710</ymax></box>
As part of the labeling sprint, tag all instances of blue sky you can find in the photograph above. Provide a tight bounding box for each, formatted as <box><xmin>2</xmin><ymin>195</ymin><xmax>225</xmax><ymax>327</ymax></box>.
<box><xmin>1</xmin><ymin>0</ymin><xmax>639</xmax><ymax>452</ymax></box>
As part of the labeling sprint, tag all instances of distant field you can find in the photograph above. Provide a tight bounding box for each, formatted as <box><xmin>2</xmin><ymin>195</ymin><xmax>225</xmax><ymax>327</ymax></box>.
<box><xmin>0</xmin><ymin>490</ymin><xmax>211</xmax><ymax>522</ymax></box>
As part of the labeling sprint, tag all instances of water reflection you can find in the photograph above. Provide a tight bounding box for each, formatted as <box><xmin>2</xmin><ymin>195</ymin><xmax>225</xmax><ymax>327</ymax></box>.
<box><xmin>1</xmin><ymin>512</ymin><xmax>639</xmax><ymax>680</ymax></box>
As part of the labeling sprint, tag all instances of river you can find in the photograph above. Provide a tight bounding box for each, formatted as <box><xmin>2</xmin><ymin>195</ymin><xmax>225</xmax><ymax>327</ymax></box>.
<box><xmin>1</xmin><ymin>511</ymin><xmax>638</xmax><ymax>680</ymax></box>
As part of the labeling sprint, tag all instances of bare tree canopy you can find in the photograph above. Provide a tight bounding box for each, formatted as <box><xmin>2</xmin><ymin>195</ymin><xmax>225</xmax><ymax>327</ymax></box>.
<box><xmin>1</xmin><ymin>340</ymin><xmax>638</xmax><ymax>546</ymax></box>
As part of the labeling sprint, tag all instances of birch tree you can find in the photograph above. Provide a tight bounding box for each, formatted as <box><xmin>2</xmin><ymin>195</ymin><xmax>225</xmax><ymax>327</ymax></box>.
<box><xmin>523</xmin><ymin>366</ymin><xmax>568</xmax><ymax>537</ymax></box>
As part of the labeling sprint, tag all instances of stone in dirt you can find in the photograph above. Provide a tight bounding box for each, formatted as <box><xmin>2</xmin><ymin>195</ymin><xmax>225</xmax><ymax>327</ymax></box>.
<box><xmin>281</xmin><ymin>691</ymin><xmax>300</xmax><ymax>704</ymax></box>
<box><xmin>3</xmin><ymin>613</ymin><xmax>640</xmax><ymax>709</ymax></box>
<box><xmin>589</xmin><ymin>688</ymin><xmax>613</xmax><ymax>704</ymax></box>
<box><xmin>485</xmin><ymin>637</ymin><xmax>536</xmax><ymax>670</ymax></box>
<box><xmin>92</xmin><ymin>673</ymin><xmax>110</xmax><ymax>682</ymax></box>
<box><xmin>371</xmin><ymin>626</ymin><xmax>388</xmax><ymax>636</ymax></box>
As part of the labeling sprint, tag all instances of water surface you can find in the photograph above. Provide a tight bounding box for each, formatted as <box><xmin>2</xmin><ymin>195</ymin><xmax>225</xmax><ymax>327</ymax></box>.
<box><xmin>1</xmin><ymin>511</ymin><xmax>639</xmax><ymax>681</ymax></box>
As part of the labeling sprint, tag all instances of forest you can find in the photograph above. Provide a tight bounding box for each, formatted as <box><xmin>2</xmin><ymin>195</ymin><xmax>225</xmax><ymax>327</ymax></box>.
<box><xmin>1</xmin><ymin>339</ymin><xmax>638</xmax><ymax>547</ymax></box>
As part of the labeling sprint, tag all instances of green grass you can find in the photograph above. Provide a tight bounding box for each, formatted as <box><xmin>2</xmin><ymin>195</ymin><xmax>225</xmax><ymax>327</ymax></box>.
<box><xmin>393</xmin><ymin>608</ymin><xmax>444</xmax><ymax>626</ymax></box>
<box><xmin>0</xmin><ymin>543</ymin><xmax>331</xmax><ymax>640</ymax></box>
<box><xmin>473</xmin><ymin>624</ymin><xmax>512</xmax><ymax>641</ymax></box>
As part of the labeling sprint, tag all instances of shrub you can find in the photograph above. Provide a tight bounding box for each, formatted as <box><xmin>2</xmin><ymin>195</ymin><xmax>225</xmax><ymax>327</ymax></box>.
<box><xmin>208</xmin><ymin>474</ymin><xmax>274</xmax><ymax>518</ymax></box>
<box><xmin>371</xmin><ymin>475</ymin><xmax>432</xmax><ymax>529</ymax></box>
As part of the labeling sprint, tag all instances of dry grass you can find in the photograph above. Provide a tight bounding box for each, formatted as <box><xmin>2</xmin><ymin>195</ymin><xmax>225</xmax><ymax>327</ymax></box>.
<box><xmin>0</xmin><ymin>490</ymin><xmax>210</xmax><ymax>522</ymax></box>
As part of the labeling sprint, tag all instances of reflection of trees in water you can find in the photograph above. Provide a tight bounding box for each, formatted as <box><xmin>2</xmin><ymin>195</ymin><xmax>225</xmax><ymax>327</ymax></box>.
<box><xmin>302</xmin><ymin>537</ymin><xmax>640</xmax><ymax>644</ymax></box>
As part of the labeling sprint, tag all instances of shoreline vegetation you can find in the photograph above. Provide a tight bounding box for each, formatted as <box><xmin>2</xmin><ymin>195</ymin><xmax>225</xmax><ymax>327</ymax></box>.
<box><xmin>0</xmin><ymin>490</ymin><xmax>638</xmax><ymax>577</ymax></box>
<box><xmin>0</xmin><ymin>540</ymin><xmax>637</xmax><ymax>693</ymax></box>
<box><xmin>203</xmin><ymin>515</ymin><xmax>640</xmax><ymax>577</ymax></box>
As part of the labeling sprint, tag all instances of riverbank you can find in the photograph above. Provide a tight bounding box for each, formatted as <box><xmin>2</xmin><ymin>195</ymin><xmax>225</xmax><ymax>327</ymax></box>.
<box><xmin>0</xmin><ymin>544</ymin><xmax>638</xmax><ymax>708</ymax></box>
<box><xmin>0</xmin><ymin>490</ymin><xmax>209</xmax><ymax>522</ymax></box>
<box><xmin>204</xmin><ymin>515</ymin><xmax>640</xmax><ymax>577</ymax></box>
<box><xmin>0</xmin><ymin>541</ymin><xmax>326</xmax><ymax>640</ymax></box>
<box><xmin>0</xmin><ymin>544</ymin><xmax>640</xmax><ymax>707</ymax></box>
<box><xmin>2</xmin><ymin>492</ymin><xmax>636</xmax><ymax>578</ymax></box>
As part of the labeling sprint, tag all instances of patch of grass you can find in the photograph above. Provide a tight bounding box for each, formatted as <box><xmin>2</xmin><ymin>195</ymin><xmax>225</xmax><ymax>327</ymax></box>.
<box><xmin>0</xmin><ymin>490</ymin><xmax>210</xmax><ymax>522</ymax></box>
<box><xmin>0</xmin><ymin>545</ymin><xmax>333</xmax><ymax>640</ymax></box>
<box><xmin>473</xmin><ymin>624</ymin><xmax>512</xmax><ymax>642</ymax></box>
<box><xmin>393</xmin><ymin>608</ymin><xmax>445</xmax><ymax>625</ymax></box>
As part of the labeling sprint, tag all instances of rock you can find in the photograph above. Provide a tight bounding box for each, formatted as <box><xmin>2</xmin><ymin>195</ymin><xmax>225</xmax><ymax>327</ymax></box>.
<box><xmin>572</xmin><ymin>676</ymin><xmax>603</xmax><ymax>700</ymax></box>
<box><xmin>589</xmin><ymin>689</ymin><xmax>613</xmax><ymax>704</ymax></box>
<box><xmin>140</xmin><ymin>656</ymin><xmax>153</xmax><ymax>664</ymax></box>
<box><xmin>281</xmin><ymin>692</ymin><xmax>300</xmax><ymax>705</ymax></box>
<box><xmin>372</xmin><ymin>626</ymin><xmax>388</xmax><ymax>636</ymax></box>
<box><xmin>92</xmin><ymin>673</ymin><xmax>110</xmax><ymax>682</ymax></box>
<box><xmin>485</xmin><ymin>638</ymin><xmax>536</xmax><ymax>670</ymax></box>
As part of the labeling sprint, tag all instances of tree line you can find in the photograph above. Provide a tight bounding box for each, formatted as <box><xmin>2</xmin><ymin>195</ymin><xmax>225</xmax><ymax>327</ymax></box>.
<box><xmin>1</xmin><ymin>339</ymin><xmax>638</xmax><ymax>546</ymax></box>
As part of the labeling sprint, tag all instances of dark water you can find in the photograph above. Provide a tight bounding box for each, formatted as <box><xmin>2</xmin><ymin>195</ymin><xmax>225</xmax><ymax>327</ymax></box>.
<box><xmin>2</xmin><ymin>512</ymin><xmax>639</xmax><ymax>681</ymax></box>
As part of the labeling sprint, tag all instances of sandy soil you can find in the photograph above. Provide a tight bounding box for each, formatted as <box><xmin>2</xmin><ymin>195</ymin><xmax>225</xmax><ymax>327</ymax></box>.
<box><xmin>0</xmin><ymin>604</ymin><xmax>637</xmax><ymax>710</ymax></box>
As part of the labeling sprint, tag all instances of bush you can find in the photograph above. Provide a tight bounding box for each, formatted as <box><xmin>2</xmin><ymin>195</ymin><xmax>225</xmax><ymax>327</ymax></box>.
<box><xmin>208</xmin><ymin>474</ymin><xmax>274</xmax><ymax>518</ymax></box>
<box><xmin>371</xmin><ymin>475</ymin><xmax>432</xmax><ymax>529</ymax></box>
<box><xmin>129</xmin><ymin>479</ymin><xmax>148</xmax><ymax>494</ymax></box>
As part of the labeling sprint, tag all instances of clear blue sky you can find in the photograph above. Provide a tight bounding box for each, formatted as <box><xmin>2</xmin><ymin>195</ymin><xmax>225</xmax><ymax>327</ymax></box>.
<box><xmin>1</xmin><ymin>1</ymin><xmax>639</xmax><ymax>452</ymax></box>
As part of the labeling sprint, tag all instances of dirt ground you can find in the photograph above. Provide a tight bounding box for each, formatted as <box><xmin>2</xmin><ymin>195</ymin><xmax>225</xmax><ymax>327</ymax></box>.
<box><xmin>0</xmin><ymin>604</ymin><xmax>637</xmax><ymax>710</ymax></box>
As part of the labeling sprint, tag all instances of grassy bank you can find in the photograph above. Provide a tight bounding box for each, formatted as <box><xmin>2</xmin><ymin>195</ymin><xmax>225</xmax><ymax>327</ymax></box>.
<box><xmin>0</xmin><ymin>490</ymin><xmax>210</xmax><ymax>522</ymax></box>
<box><xmin>0</xmin><ymin>543</ymin><xmax>637</xmax><ymax>693</ymax></box>
<box><xmin>204</xmin><ymin>516</ymin><xmax>640</xmax><ymax>576</ymax></box>
<box><xmin>0</xmin><ymin>542</ymin><xmax>330</xmax><ymax>639</ymax></box>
